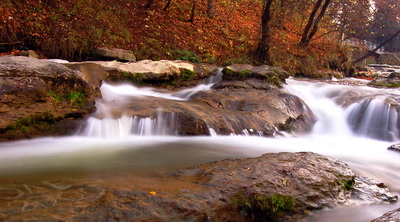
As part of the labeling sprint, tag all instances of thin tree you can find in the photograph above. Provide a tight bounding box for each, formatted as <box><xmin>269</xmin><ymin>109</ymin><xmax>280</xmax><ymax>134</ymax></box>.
<box><xmin>299</xmin><ymin>0</ymin><xmax>332</xmax><ymax>46</ymax></box>
<box><xmin>164</xmin><ymin>0</ymin><xmax>172</xmax><ymax>11</ymax></box>
<box><xmin>146</xmin><ymin>0</ymin><xmax>155</xmax><ymax>9</ymax></box>
<box><xmin>207</xmin><ymin>0</ymin><xmax>215</xmax><ymax>18</ymax></box>
<box><xmin>254</xmin><ymin>0</ymin><xmax>274</xmax><ymax>65</ymax></box>
<box><xmin>189</xmin><ymin>0</ymin><xmax>196</xmax><ymax>23</ymax></box>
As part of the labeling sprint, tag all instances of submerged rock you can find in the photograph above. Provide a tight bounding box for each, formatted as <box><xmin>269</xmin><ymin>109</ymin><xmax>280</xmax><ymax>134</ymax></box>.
<box><xmin>388</xmin><ymin>143</ymin><xmax>400</xmax><ymax>152</ymax></box>
<box><xmin>371</xmin><ymin>208</ymin><xmax>400</xmax><ymax>222</ymax></box>
<box><xmin>0</xmin><ymin>56</ymin><xmax>96</xmax><ymax>141</ymax></box>
<box><xmin>0</xmin><ymin>152</ymin><xmax>395</xmax><ymax>221</ymax></box>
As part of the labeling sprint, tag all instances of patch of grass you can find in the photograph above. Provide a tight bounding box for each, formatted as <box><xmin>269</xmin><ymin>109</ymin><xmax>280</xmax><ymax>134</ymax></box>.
<box><xmin>222</xmin><ymin>68</ymin><xmax>253</xmax><ymax>80</ymax></box>
<box><xmin>48</xmin><ymin>91</ymin><xmax>85</xmax><ymax>105</ymax></box>
<box><xmin>175</xmin><ymin>49</ymin><xmax>203</xmax><ymax>63</ymax></box>
<box><xmin>181</xmin><ymin>68</ymin><xmax>196</xmax><ymax>81</ymax></box>
<box><xmin>231</xmin><ymin>191</ymin><xmax>295</xmax><ymax>221</ymax></box>
<box><xmin>67</xmin><ymin>91</ymin><xmax>85</xmax><ymax>105</ymax></box>
<box><xmin>5</xmin><ymin>112</ymin><xmax>57</xmax><ymax>132</ymax></box>
<box><xmin>333</xmin><ymin>176</ymin><xmax>356</xmax><ymax>191</ymax></box>
<box><xmin>371</xmin><ymin>83</ymin><xmax>400</xmax><ymax>88</ymax></box>
<box><xmin>48</xmin><ymin>91</ymin><xmax>62</xmax><ymax>103</ymax></box>
<box><xmin>265</xmin><ymin>75</ymin><xmax>283</xmax><ymax>88</ymax></box>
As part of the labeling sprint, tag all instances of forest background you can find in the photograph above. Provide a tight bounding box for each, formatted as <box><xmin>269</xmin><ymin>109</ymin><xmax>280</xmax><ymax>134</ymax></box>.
<box><xmin>0</xmin><ymin>0</ymin><xmax>399</xmax><ymax>76</ymax></box>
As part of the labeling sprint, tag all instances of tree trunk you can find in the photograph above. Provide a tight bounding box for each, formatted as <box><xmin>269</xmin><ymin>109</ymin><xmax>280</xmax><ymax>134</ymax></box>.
<box><xmin>207</xmin><ymin>0</ymin><xmax>215</xmax><ymax>18</ymax></box>
<box><xmin>305</xmin><ymin>0</ymin><xmax>331</xmax><ymax>43</ymax></box>
<box><xmin>164</xmin><ymin>0</ymin><xmax>172</xmax><ymax>11</ymax></box>
<box><xmin>146</xmin><ymin>0</ymin><xmax>155</xmax><ymax>9</ymax></box>
<box><xmin>254</xmin><ymin>0</ymin><xmax>274</xmax><ymax>65</ymax></box>
<box><xmin>352</xmin><ymin>29</ymin><xmax>400</xmax><ymax>66</ymax></box>
<box><xmin>189</xmin><ymin>0</ymin><xmax>196</xmax><ymax>23</ymax></box>
<box><xmin>299</xmin><ymin>0</ymin><xmax>323</xmax><ymax>46</ymax></box>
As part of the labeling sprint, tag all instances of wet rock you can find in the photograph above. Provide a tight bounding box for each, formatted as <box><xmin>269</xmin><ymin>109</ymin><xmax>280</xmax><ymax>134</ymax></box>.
<box><xmin>89</xmin><ymin>78</ymin><xmax>316</xmax><ymax>137</ymax></box>
<box><xmin>388</xmin><ymin>144</ymin><xmax>400</xmax><ymax>152</ymax></box>
<box><xmin>92</xmin><ymin>47</ymin><xmax>136</xmax><ymax>62</ymax></box>
<box><xmin>369</xmin><ymin>72</ymin><xmax>400</xmax><ymax>88</ymax></box>
<box><xmin>2</xmin><ymin>152</ymin><xmax>393</xmax><ymax>221</ymax></box>
<box><xmin>371</xmin><ymin>208</ymin><xmax>400</xmax><ymax>222</ymax></box>
<box><xmin>0</xmin><ymin>56</ymin><xmax>96</xmax><ymax>141</ymax></box>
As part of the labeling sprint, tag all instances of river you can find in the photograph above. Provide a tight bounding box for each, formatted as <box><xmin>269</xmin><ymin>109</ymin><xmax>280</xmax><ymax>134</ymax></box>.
<box><xmin>0</xmin><ymin>76</ymin><xmax>399</xmax><ymax>221</ymax></box>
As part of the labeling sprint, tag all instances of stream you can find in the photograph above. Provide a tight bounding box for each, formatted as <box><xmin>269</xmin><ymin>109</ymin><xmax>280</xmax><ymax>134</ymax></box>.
<box><xmin>0</xmin><ymin>76</ymin><xmax>399</xmax><ymax>221</ymax></box>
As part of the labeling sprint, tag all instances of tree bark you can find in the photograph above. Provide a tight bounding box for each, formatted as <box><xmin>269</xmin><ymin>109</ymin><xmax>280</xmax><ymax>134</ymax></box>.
<box><xmin>207</xmin><ymin>0</ymin><xmax>215</xmax><ymax>18</ymax></box>
<box><xmin>254</xmin><ymin>0</ymin><xmax>274</xmax><ymax>65</ymax></box>
<box><xmin>306</xmin><ymin>0</ymin><xmax>331</xmax><ymax>43</ymax></box>
<box><xmin>352</xmin><ymin>29</ymin><xmax>400</xmax><ymax>66</ymax></box>
<box><xmin>299</xmin><ymin>0</ymin><xmax>323</xmax><ymax>46</ymax></box>
<box><xmin>163</xmin><ymin>0</ymin><xmax>172</xmax><ymax>11</ymax></box>
<box><xmin>146</xmin><ymin>0</ymin><xmax>155</xmax><ymax>9</ymax></box>
<box><xmin>189</xmin><ymin>0</ymin><xmax>196</xmax><ymax>23</ymax></box>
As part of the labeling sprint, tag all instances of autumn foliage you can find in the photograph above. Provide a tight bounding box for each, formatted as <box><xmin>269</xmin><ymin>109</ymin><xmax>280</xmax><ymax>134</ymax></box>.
<box><xmin>0</xmin><ymin>0</ymin><xmax>367</xmax><ymax>75</ymax></box>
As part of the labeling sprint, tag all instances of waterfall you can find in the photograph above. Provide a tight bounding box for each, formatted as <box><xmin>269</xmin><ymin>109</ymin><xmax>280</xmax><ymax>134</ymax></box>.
<box><xmin>81</xmin><ymin>112</ymin><xmax>178</xmax><ymax>138</ymax></box>
<box><xmin>285</xmin><ymin>78</ymin><xmax>400</xmax><ymax>141</ymax></box>
<box><xmin>346</xmin><ymin>99</ymin><xmax>399</xmax><ymax>141</ymax></box>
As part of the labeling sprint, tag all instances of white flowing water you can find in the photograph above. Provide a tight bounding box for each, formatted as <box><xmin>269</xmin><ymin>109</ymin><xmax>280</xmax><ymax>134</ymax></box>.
<box><xmin>0</xmin><ymin>77</ymin><xmax>400</xmax><ymax>221</ymax></box>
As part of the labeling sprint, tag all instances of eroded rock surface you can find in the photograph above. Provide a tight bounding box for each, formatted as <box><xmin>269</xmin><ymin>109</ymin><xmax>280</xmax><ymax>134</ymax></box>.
<box><xmin>371</xmin><ymin>208</ymin><xmax>400</xmax><ymax>222</ymax></box>
<box><xmin>0</xmin><ymin>152</ymin><xmax>396</xmax><ymax>221</ymax></box>
<box><xmin>0</xmin><ymin>56</ymin><xmax>96</xmax><ymax>140</ymax></box>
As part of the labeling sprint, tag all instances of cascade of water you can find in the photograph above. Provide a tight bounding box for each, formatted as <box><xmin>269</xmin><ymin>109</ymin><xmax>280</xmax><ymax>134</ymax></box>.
<box><xmin>346</xmin><ymin>98</ymin><xmax>399</xmax><ymax>141</ymax></box>
<box><xmin>82</xmin><ymin>112</ymin><xmax>177</xmax><ymax>138</ymax></box>
<box><xmin>285</xmin><ymin>78</ymin><xmax>400</xmax><ymax>141</ymax></box>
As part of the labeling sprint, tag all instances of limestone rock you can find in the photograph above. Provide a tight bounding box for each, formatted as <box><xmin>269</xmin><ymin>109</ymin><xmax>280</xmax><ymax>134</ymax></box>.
<box><xmin>65</xmin><ymin>60</ymin><xmax>218</xmax><ymax>89</ymax></box>
<box><xmin>93</xmin><ymin>47</ymin><xmax>136</xmax><ymax>62</ymax></box>
<box><xmin>369</xmin><ymin>72</ymin><xmax>400</xmax><ymax>88</ymax></box>
<box><xmin>2</xmin><ymin>152</ymin><xmax>394</xmax><ymax>221</ymax></box>
<box><xmin>0</xmin><ymin>56</ymin><xmax>96</xmax><ymax>141</ymax></box>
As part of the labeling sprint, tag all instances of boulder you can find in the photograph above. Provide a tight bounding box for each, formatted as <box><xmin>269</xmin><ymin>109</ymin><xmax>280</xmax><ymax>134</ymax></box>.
<box><xmin>222</xmin><ymin>64</ymin><xmax>289</xmax><ymax>87</ymax></box>
<box><xmin>0</xmin><ymin>56</ymin><xmax>96</xmax><ymax>141</ymax></box>
<box><xmin>368</xmin><ymin>72</ymin><xmax>400</xmax><ymax>88</ymax></box>
<box><xmin>1</xmin><ymin>152</ymin><xmax>395</xmax><ymax>221</ymax></box>
<box><xmin>93</xmin><ymin>47</ymin><xmax>136</xmax><ymax>62</ymax></box>
<box><xmin>371</xmin><ymin>208</ymin><xmax>400</xmax><ymax>222</ymax></box>
<box><xmin>388</xmin><ymin>144</ymin><xmax>400</xmax><ymax>152</ymax></box>
<box><xmin>88</xmin><ymin>78</ymin><xmax>316</xmax><ymax>137</ymax></box>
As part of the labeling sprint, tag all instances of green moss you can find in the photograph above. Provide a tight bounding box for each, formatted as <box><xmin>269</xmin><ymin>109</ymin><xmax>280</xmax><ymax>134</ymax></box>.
<box><xmin>343</xmin><ymin>178</ymin><xmax>356</xmax><ymax>191</ymax></box>
<box><xmin>48</xmin><ymin>91</ymin><xmax>62</xmax><ymax>103</ymax></box>
<box><xmin>5</xmin><ymin>112</ymin><xmax>57</xmax><ymax>132</ymax></box>
<box><xmin>222</xmin><ymin>68</ymin><xmax>253</xmax><ymax>80</ymax></box>
<box><xmin>67</xmin><ymin>91</ymin><xmax>85</xmax><ymax>105</ymax></box>
<box><xmin>181</xmin><ymin>69</ymin><xmax>196</xmax><ymax>81</ymax></box>
<box><xmin>333</xmin><ymin>176</ymin><xmax>356</xmax><ymax>191</ymax></box>
<box><xmin>230</xmin><ymin>191</ymin><xmax>295</xmax><ymax>221</ymax></box>
<box><xmin>265</xmin><ymin>75</ymin><xmax>282</xmax><ymax>88</ymax></box>
<box><xmin>175</xmin><ymin>50</ymin><xmax>203</xmax><ymax>63</ymax></box>
<box><xmin>371</xmin><ymin>83</ymin><xmax>400</xmax><ymax>88</ymax></box>
<box><xmin>48</xmin><ymin>91</ymin><xmax>85</xmax><ymax>105</ymax></box>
